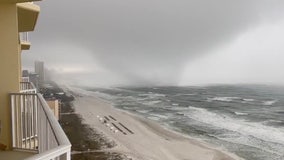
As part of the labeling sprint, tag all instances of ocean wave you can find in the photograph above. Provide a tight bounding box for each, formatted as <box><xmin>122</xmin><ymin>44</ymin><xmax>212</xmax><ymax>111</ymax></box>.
<box><xmin>147</xmin><ymin>116</ymin><xmax>160</xmax><ymax>121</ymax></box>
<box><xmin>138</xmin><ymin>93</ymin><xmax>166</xmax><ymax>99</ymax></box>
<box><xmin>176</xmin><ymin>112</ymin><xmax>186</xmax><ymax>116</ymax></box>
<box><xmin>215</xmin><ymin>132</ymin><xmax>284</xmax><ymax>158</ymax></box>
<box><xmin>263</xmin><ymin>100</ymin><xmax>278</xmax><ymax>106</ymax></box>
<box><xmin>207</xmin><ymin>97</ymin><xmax>240</xmax><ymax>102</ymax></box>
<box><xmin>243</xmin><ymin>98</ymin><xmax>255</xmax><ymax>102</ymax></box>
<box><xmin>163</xmin><ymin>106</ymin><xmax>188</xmax><ymax>111</ymax></box>
<box><xmin>264</xmin><ymin>119</ymin><xmax>283</xmax><ymax>124</ymax></box>
<box><xmin>234</xmin><ymin>112</ymin><xmax>249</xmax><ymax>116</ymax></box>
<box><xmin>141</xmin><ymin>100</ymin><xmax>162</xmax><ymax>106</ymax></box>
<box><xmin>185</xmin><ymin>106</ymin><xmax>284</xmax><ymax>147</ymax></box>
<box><xmin>147</xmin><ymin>113</ymin><xmax>169</xmax><ymax>120</ymax></box>
<box><xmin>207</xmin><ymin>97</ymin><xmax>257</xmax><ymax>104</ymax></box>
<box><xmin>173</xmin><ymin>93</ymin><xmax>196</xmax><ymax>96</ymax></box>
<box><xmin>137</xmin><ymin>109</ymin><xmax>151</xmax><ymax>114</ymax></box>
<box><xmin>172</xmin><ymin>103</ymin><xmax>179</xmax><ymax>106</ymax></box>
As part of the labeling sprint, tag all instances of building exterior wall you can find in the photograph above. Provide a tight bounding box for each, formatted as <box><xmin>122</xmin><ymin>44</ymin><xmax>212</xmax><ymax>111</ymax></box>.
<box><xmin>46</xmin><ymin>100</ymin><xmax>59</xmax><ymax>120</ymax></box>
<box><xmin>0</xmin><ymin>3</ymin><xmax>21</xmax><ymax>148</ymax></box>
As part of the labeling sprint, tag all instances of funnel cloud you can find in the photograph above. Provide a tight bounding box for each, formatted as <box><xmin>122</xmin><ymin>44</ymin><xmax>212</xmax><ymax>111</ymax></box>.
<box><xmin>22</xmin><ymin>0</ymin><xmax>284</xmax><ymax>86</ymax></box>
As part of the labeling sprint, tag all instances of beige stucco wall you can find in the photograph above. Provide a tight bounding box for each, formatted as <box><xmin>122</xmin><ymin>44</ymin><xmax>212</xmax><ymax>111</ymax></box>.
<box><xmin>0</xmin><ymin>3</ymin><xmax>21</xmax><ymax>149</ymax></box>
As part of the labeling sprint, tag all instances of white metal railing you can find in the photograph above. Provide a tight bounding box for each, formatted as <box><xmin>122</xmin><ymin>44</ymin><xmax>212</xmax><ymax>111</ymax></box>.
<box><xmin>21</xmin><ymin>77</ymin><xmax>30</xmax><ymax>82</ymax></box>
<box><xmin>20</xmin><ymin>32</ymin><xmax>29</xmax><ymax>42</ymax></box>
<box><xmin>20</xmin><ymin>82</ymin><xmax>37</xmax><ymax>94</ymax></box>
<box><xmin>10</xmin><ymin>93</ymin><xmax>71</xmax><ymax>160</ymax></box>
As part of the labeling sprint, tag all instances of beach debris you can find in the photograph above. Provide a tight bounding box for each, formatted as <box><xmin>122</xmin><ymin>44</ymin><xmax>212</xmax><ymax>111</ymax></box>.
<box><xmin>119</xmin><ymin>122</ymin><xmax>134</xmax><ymax>134</ymax></box>
<box><xmin>98</xmin><ymin>115</ymin><xmax>134</xmax><ymax>135</ymax></box>
<box><xmin>109</xmin><ymin>115</ymin><xmax>117</xmax><ymax>121</ymax></box>
<box><xmin>104</xmin><ymin>116</ymin><xmax>110</xmax><ymax>121</ymax></box>
<box><xmin>112</xmin><ymin>123</ymin><xmax>127</xmax><ymax>135</ymax></box>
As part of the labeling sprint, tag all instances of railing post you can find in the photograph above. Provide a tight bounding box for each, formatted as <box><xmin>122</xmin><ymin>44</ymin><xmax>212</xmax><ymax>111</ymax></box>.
<box><xmin>10</xmin><ymin>93</ymin><xmax>71</xmax><ymax>159</ymax></box>
<box><xmin>60</xmin><ymin>150</ymin><xmax>71</xmax><ymax>160</ymax></box>
<box><xmin>11</xmin><ymin>95</ymin><xmax>16</xmax><ymax>147</ymax></box>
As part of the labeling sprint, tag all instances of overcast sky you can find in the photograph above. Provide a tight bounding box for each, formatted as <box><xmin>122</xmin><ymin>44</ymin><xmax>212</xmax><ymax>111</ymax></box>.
<box><xmin>22</xmin><ymin>0</ymin><xmax>284</xmax><ymax>87</ymax></box>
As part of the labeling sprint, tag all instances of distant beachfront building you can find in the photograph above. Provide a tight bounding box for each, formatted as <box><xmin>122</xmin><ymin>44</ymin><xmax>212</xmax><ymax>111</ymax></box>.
<box><xmin>35</xmin><ymin>61</ymin><xmax>45</xmax><ymax>87</ymax></box>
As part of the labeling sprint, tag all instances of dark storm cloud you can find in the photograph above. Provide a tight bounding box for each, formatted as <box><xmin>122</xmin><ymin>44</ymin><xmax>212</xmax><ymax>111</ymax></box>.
<box><xmin>24</xmin><ymin>0</ymin><xmax>284</xmax><ymax>86</ymax></box>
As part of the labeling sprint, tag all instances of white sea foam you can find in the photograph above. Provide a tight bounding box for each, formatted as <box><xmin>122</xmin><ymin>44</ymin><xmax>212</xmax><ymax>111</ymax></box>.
<box><xmin>207</xmin><ymin>97</ymin><xmax>240</xmax><ymax>102</ymax></box>
<box><xmin>138</xmin><ymin>93</ymin><xmax>166</xmax><ymax>99</ymax></box>
<box><xmin>147</xmin><ymin>116</ymin><xmax>160</xmax><ymax>121</ymax></box>
<box><xmin>137</xmin><ymin>109</ymin><xmax>151</xmax><ymax>114</ymax></box>
<box><xmin>142</xmin><ymin>100</ymin><xmax>162</xmax><ymax>106</ymax></box>
<box><xmin>185</xmin><ymin>106</ymin><xmax>284</xmax><ymax>146</ymax></box>
<box><xmin>243</xmin><ymin>98</ymin><xmax>255</xmax><ymax>102</ymax></box>
<box><xmin>234</xmin><ymin>112</ymin><xmax>249</xmax><ymax>116</ymax></box>
<box><xmin>265</xmin><ymin>119</ymin><xmax>283</xmax><ymax>124</ymax></box>
<box><xmin>263</xmin><ymin>100</ymin><xmax>277</xmax><ymax>106</ymax></box>
<box><xmin>149</xmin><ymin>113</ymin><xmax>169</xmax><ymax>120</ymax></box>
<box><xmin>176</xmin><ymin>112</ymin><xmax>186</xmax><ymax>116</ymax></box>
<box><xmin>174</xmin><ymin>93</ymin><xmax>196</xmax><ymax>96</ymax></box>
<box><xmin>172</xmin><ymin>103</ymin><xmax>179</xmax><ymax>106</ymax></box>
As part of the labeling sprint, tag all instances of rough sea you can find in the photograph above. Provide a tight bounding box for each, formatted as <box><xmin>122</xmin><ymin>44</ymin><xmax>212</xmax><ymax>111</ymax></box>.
<box><xmin>84</xmin><ymin>85</ymin><xmax>284</xmax><ymax>160</ymax></box>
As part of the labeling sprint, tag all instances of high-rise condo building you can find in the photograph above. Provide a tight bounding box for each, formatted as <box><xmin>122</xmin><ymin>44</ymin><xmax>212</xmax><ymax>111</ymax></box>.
<box><xmin>0</xmin><ymin>1</ymin><xmax>71</xmax><ymax>159</ymax></box>
<box><xmin>35</xmin><ymin>61</ymin><xmax>45</xmax><ymax>86</ymax></box>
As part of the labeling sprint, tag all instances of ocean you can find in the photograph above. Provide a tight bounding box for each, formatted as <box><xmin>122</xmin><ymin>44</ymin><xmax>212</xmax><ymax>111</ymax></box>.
<box><xmin>84</xmin><ymin>85</ymin><xmax>284</xmax><ymax>160</ymax></box>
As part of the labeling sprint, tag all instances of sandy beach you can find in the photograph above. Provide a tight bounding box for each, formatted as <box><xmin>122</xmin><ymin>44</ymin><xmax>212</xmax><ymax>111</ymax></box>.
<box><xmin>69</xmin><ymin>88</ymin><xmax>241</xmax><ymax>160</ymax></box>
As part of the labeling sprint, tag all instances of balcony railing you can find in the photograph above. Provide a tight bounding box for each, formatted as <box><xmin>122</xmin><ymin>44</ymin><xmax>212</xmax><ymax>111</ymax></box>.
<box><xmin>21</xmin><ymin>77</ymin><xmax>30</xmax><ymax>82</ymax></box>
<box><xmin>19</xmin><ymin>32</ymin><xmax>31</xmax><ymax>50</ymax></box>
<box><xmin>20</xmin><ymin>82</ymin><xmax>37</xmax><ymax>94</ymax></box>
<box><xmin>20</xmin><ymin>32</ymin><xmax>29</xmax><ymax>42</ymax></box>
<box><xmin>10</xmin><ymin>93</ymin><xmax>71</xmax><ymax>160</ymax></box>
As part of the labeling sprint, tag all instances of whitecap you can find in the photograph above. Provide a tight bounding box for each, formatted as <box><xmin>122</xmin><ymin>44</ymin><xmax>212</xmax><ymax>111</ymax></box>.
<box><xmin>147</xmin><ymin>116</ymin><xmax>160</xmax><ymax>121</ymax></box>
<box><xmin>207</xmin><ymin>97</ymin><xmax>240</xmax><ymax>102</ymax></box>
<box><xmin>265</xmin><ymin>119</ymin><xmax>283</xmax><ymax>123</ymax></box>
<box><xmin>185</xmin><ymin>106</ymin><xmax>284</xmax><ymax>146</ymax></box>
<box><xmin>139</xmin><ymin>93</ymin><xmax>166</xmax><ymax>99</ymax></box>
<box><xmin>149</xmin><ymin>113</ymin><xmax>169</xmax><ymax>119</ymax></box>
<box><xmin>263</xmin><ymin>100</ymin><xmax>277</xmax><ymax>106</ymax></box>
<box><xmin>137</xmin><ymin>110</ymin><xmax>151</xmax><ymax>114</ymax></box>
<box><xmin>174</xmin><ymin>93</ymin><xmax>196</xmax><ymax>96</ymax></box>
<box><xmin>243</xmin><ymin>98</ymin><xmax>255</xmax><ymax>102</ymax></box>
<box><xmin>142</xmin><ymin>100</ymin><xmax>162</xmax><ymax>106</ymax></box>
<box><xmin>234</xmin><ymin>112</ymin><xmax>249</xmax><ymax>116</ymax></box>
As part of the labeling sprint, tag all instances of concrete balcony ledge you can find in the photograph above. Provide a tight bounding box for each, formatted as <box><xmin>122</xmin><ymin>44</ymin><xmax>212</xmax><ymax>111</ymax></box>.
<box><xmin>17</xmin><ymin>2</ymin><xmax>40</xmax><ymax>32</ymax></box>
<box><xmin>21</xmin><ymin>41</ymin><xmax>31</xmax><ymax>50</ymax></box>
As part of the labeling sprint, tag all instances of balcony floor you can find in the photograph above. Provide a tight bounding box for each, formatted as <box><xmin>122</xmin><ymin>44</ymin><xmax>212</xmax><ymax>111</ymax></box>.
<box><xmin>0</xmin><ymin>150</ymin><xmax>35</xmax><ymax>160</ymax></box>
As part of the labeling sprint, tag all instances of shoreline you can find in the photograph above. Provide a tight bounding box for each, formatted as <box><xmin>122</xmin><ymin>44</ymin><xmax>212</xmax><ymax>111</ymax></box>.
<box><xmin>67</xmin><ymin>86</ymin><xmax>242</xmax><ymax>160</ymax></box>
<box><xmin>51</xmin><ymin>83</ymin><xmax>128</xmax><ymax>160</ymax></box>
